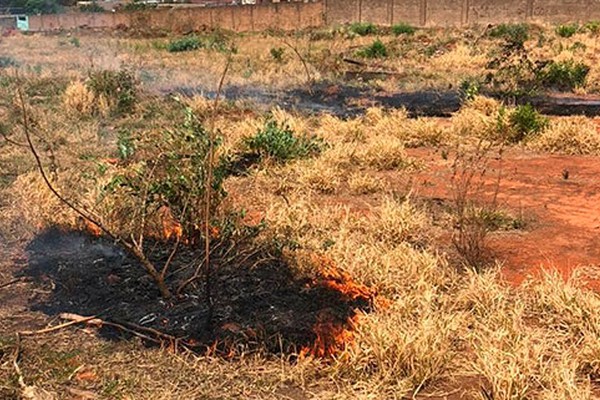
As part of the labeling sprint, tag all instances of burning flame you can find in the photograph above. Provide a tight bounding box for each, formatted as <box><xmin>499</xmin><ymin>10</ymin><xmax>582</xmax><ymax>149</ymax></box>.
<box><xmin>300</xmin><ymin>311</ymin><xmax>362</xmax><ymax>358</ymax></box>
<box><xmin>159</xmin><ymin>206</ymin><xmax>183</xmax><ymax>241</ymax></box>
<box><xmin>300</xmin><ymin>254</ymin><xmax>374</xmax><ymax>358</ymax></box>
<box><xmin>80</xmin><ymin>219</ymin><xmax>102</xmax><ymax>237</ymax></box>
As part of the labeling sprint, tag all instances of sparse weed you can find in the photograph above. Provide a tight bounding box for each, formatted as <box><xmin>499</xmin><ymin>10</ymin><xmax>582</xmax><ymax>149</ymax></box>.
<box><xmin>538</xmin><ymin>59</ymin><xmax>590</xmax><ymax>91</ymax></box>
<box><xmin>392</xmin><ymin>22</ymin><xmax>415</xmax><ymax>36</ymax></box>
<box><xmin>356</xmin><ymin>39</ymin><xmax>388</xmax><ymax>59</ymax></box>
<box><xmin>348</xmin><ymin>22</ymin><xmax>378</xmax><ymax>36</ymax></box>
<box><xmin>0</xmin><ymin>56</ymin><xmax>18</xmax><ymax>69</ymax></box>
<box><xmin>584</xmin><ymin>20</ymin><xmax>600</xmax><ymax>35</ymax></box>
<box><xmin>489</xmin><ymin>23</ymin><xmax>530</xmax><ymax>46</ymax></box>
<box><xmin>79</xmin><ymin>1</ymin><xmax>104</xmax><ymax>12</ymax></box>
<box><xmin>167</xmin><ymin>36</ymin><xmax>203</xmax><ymax>52</ymax></box>
<box><xmin>244</xmin><ymin>119</ymin><xmax>323</xmax><ymax>163</ymax></box>
<box><xmin>86</xmin><ymin>68</ymin><xmax>137</xmax><ymax>114</ymax></box>
<box><xmin>556</xmin><ymin>23</ymin><xmax>579</xmax><ymax>38</ymax></box>
<box><xmin>459</xmin><ymin>78</ymin><xmax>482</xmax><ymax>101</ymax></box>
<box><xmin>270</xmin><ymin>47</ymin><xmax>285</xmax><ymax>62</ymax></box>
<box><xmin>507</xmin><ymin>104</ymin><xmax>548</xmax><ymax>143</ymax></box>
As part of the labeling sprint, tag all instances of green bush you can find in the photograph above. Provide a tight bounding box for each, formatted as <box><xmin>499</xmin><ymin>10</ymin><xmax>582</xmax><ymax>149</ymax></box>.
<box><xmin>87</xmin><ymin>68</ymin><xmax>137</xmax><ymax>114</ymax></box>
<box><xmin>166</xmin><ymin>34</ymin><xmax>230</xmax><ymax>53</ymax></box>
<box><xmin>270</xmin><ymin>47</ymin><xmax>285</xmax><ymax>62</ymax></box>
<box><xmin>392</xmin><ymin>22</ymin><xmax>415</xmax><ymax>36</ymax></box>
<box><xmin>167</xmin><ymin>36</ymin><xmax>203</xmax><ymax>53</ymax></box>
<box><xmin>122</xmin><ymin>1</ymin><xmax>154</xmax><ymax>11</ymax></box>
<box><xmin>0</xmin><ymin>56</ymin><xmax>19</xmax><ymax>69</ymax></box>
<box><xmin>349</xmin><ymin>22</ymin><xmax>378</xmax><ymax>36</ymax></box>
<box><xmin>489</xmin><ymin>23</ymin><xmax>529</xmax><ymax>46</ymax></box>
<box><xmin>356</xmin><ymin>39</ymin><xmax>388</xmax><ymax>59</ymax></box>
<box><xmin>244</xmin><ymin>120</ymin><xmax>322</xmax><ymax>163</ymax></box>
<box><xmin>459</xmin><ymin>78</ymin><xmax>481</xmax><ymax>101</ymax></box>
<box><xmin>556</xmin><ymin>24</ymin><xmax>579</xmax><ymax>38</ymax></box>
<box><xmin>584</xmin><ymin>20</ymin><xmax>600</xmax><ymax>35</ymax></box>
<box><xmin>79</xmin><ymin>1</ymin><xmax>103</xmax><ymax>12</ymax></box>
<box><xmin>24</xmin><ymin>0</ymin><xmax>59</xmax><ymax>14</ymax></box>
<box><xmin>538</xmin><ymin>59</ymin><xmax>589</xmax><ymax>91</ymax></box>
<box><xmin>508</xmin><ymin>104</ymin><xmax>548</xmax><ymax>142</ymax></box>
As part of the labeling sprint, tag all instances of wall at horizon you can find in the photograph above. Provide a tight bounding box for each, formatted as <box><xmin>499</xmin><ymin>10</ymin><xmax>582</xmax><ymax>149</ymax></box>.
<box><xmin>26</xmin><ymin>0</ymin><xmax>600</xmax><ymax>33</ymax></box>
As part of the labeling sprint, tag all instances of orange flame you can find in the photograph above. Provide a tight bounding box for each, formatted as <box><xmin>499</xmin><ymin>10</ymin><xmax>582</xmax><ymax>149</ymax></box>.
<box><xmin>300</xmin><ymin>254</ymin><xmax>374</xmax><ymax>358</ymax></box>
<box><xmin>159</xmin><ymin>206</ymin><xmax>183</xmax><ymax>241</ymax></box>
<box><xmin>300</xmin><ymin>311</ymin><xmax>361</xmax><ymax>358</ymax></box>
<box><xmin>84</xmin><ymin>220</ymin><xmax>102</xmax><ymax>237</ymax></box>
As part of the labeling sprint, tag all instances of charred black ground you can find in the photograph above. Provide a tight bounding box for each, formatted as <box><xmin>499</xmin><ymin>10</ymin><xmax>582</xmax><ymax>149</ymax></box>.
<box><xmin>20</xmin><ymin>227</ymin><xmax>371</xmax><ymax>356</ymax></box>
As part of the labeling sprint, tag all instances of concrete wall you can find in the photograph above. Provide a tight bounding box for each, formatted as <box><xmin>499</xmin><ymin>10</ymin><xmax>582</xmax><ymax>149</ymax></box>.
<box><xmin>328</xmin><ymin>0</ymin><xmax>600</xmax><ymax>27</ymax></box>
<box><xmin>26</xmin><ymin>0</ymin><xmax>600</xmax><ymax>33</ymax></box>
<box><xmin>28</xmin><ymin>2</ymin><xmax>324</xmax><ymax>33</ymax></box>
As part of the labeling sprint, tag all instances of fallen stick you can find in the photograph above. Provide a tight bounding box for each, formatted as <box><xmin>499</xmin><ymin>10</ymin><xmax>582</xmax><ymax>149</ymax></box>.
<box><xmin>12</xmin><ymin>333</ymin><xmax>25</xmax><ymax>389</ymax></box>
<box><xmin>19</xmin><ymin>313</ymin><xmax>187</xmax><ymax>349</ymax></box>
<box><xmin>0</xmin><ymin>277</ymin><xmax>28</xmax><ymax>290</ymax></box>
<box><xmin>64</xmin><ymin>313</ymin><xmax>186</xmax><ymax>346</ymax></box>
<box><xmin>19</xmin><ymin>315</ymin><xmax>100</xmax><ymax>336</ymax></box>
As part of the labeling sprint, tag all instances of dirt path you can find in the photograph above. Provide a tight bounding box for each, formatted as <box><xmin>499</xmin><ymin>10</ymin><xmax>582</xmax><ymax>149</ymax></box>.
<box><xmin>409</xmin><ymin>149</ymin><xmax>600</xmax><ymax>287</ymax></box>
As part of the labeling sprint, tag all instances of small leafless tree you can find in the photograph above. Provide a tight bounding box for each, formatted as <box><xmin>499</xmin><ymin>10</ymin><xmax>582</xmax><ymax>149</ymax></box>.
<box><xmin>449</xmin><ymin>139</ymin><xmax>504</xmax><ymax>270</ymax></box>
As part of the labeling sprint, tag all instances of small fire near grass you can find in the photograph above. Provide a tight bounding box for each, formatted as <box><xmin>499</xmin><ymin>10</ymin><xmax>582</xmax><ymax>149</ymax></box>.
<box><xmin>43</xmin><ymin>220</ymin><xmax>375</xmax><ymax>360</ymax></box>
<box><xmin>300</xmin><ymin>255</ymin><xmax>375</xmax><ymax>358</ymax></box>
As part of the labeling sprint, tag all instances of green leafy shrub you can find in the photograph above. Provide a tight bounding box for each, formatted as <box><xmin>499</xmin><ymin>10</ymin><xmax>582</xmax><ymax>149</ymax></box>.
<box><xmin>556</xmin><ymin>24</ymin><xmax>579</xmax><ymax>38</ymax></box>
<box><xmin>507</xmin><ymin>104</ymin><xmax>548</xmax><ymax>143</ymax></box>
<box><xmin>116</xmin><ymin>129</ymin><xmax>135</xmax><ymax>160</ymax></box>
<box><xmin>87</xmin><ymin>68</ymin><xmax>137</xmax><ymax>114</ymax></box>
<box><xmin>584</xmin><ymin>21</ymin><xmax>600</xmax><ymax>35</ymax></box>
<box><xmin>244</xmin><ymin>120</ymin><xmax>322</xmax><ymax>163</ymax></box>
<box><xmin>24</xmin><ymin>0</ymin><xmax>59</xmax><ymax>14</ymax></box>
<box><xmin>166</xmin><ymin>34</ymin><xmax>230</xmax><ymax>53</ymax></box>
<box><xmin>538</xmin><ymin>59</ymin><xmax>589</xmax><ymax>91</ymax></box>
<box><xmin>392</xmin><ymin>22</ymin><xmax>415</xmax><ymax>36</ymax></box>
<box><xmin>349</xmin><ymin>22</ymin><xmax>378</xmax><ymax>36</ymax></box>
<box><xmin>0</xmin><ymin>56</ymin><xmax>18</xmax><ymax>69</ymax></box>
<box><xmin>79</xmin><ymin>1</ymin><xmax>103</xmax><ymax>12</ymax></box>
<box><xmin>122</xmin><ymin>1</ymin><xmax>154</xmax><ymax>11</ymax></box>
<box><xmin>69</xmin><ymin>37</ymin><xmax>80</xmax><ymax>47</ymax></box>
<box><xmin>489</xmin><ymin>23</ymin><xmax>529</xmax><ymax>46</ymax></box>
<box><xmin>167</xmin><ymin>36</ymin><xmax>203</xmax><ymax>53</ymax></box>
<box><xmin>270</xmin><ymin>47</ymin><xmax>285</xmax><ymax>62</ymax></box>
<box><xmin>480</xmin><ymin>209</ymin><xmax>527</xmax><ymax>231</ymax></box>
<box><xmin>356</xmin><ymin>39</ymin><xmax>388</xmax><ymax>59</ymax></box>
<box><xmin>108</xmin><ymin>106</ymin><xmax>228</xmax><ymax>245</ymax></box>
<box><xmin>459</xmin><ymin>78</ymin><xmax>481</xmax><ymax>101</ymax></box>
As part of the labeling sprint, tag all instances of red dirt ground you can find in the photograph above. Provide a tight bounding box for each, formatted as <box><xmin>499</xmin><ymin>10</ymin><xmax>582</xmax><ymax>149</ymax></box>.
<box><xmin>408</xmin><ymin>148</ymin><xmax>600</xmax><ymax>289</ymax></box>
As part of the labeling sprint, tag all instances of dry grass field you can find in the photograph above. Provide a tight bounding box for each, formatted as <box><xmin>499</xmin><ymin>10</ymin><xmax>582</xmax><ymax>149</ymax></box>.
<box><xmin>2</xmin><ymin>22</ymin><xmax>600</xmax><ymax>399</ymax></box>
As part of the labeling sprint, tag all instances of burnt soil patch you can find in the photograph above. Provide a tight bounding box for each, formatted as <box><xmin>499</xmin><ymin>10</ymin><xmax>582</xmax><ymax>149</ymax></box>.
<box><xmin>20</xmin><ymin>227</ymin><xmax>370</xmax><ymax>356</ymax></box>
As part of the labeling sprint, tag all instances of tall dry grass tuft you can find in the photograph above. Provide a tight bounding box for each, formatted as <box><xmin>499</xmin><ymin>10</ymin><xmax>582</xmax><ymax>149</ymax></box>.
<box><xmin>451</xmin><ymin>96</ymin><xmax>508</xmax><ymax>141</ymax></box>
<box><xmin>528</xmin><ymin>116</ymin><xmax>600</xmax><ymax>155</ymax></box>
<box><xmin>364</xmin><ymin>196</ymin><xmax>428</xmax><ymax>246</ymax></box>
<box><xmin>332</xmin><ymin>304</ymin><xmax>463</xmax><ymax>398</ymax></box>
<box><xmin>347</xmin><ymin>172</ymin><xmax>384</xmax><ymax>194</ymax></box>
<box><xmin>295</xmin><ymin>158</ymin><xmax>343</xmax><ymax>194</ymax></box>
<box><xmin>355</xmin><ymin>135</ymin><xmax>411</xmax><ymax>170</ymax></box>
<box><xmin>62</xmin><ymin>80</ymin><xmax>95</xmax><ymax>116</ymax></box>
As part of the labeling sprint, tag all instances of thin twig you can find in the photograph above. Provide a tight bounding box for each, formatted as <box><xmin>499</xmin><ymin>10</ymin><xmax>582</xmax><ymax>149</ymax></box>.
<box><xmin>0</xmin><ymin>130</ymin><xmax>27</xmax><ymax>147</ymax></box>
<box><xmin>16</xmin><ymin>83</ymin><xmax>116</xmax><ymax>243</ymax></box>
<box><xmin>19</xmin><ymin>315</ymin><xmax>100</xmax><ymax>336</ymax></box>
<box><xmin>16</xmin><ymin>82</ymin><xmax>171</xmax><ymax>298</ymax></box>
<box><xmin>282</xmin><ymin>38</ymin><xmax>313</xmax><ymax>94</ymax></box>
<box><xmin>12</xmin><ymin>333</ymin><xmax>25</xmax><ymax>390</ymax></box>
<box><xmin>0</xmin><ymin>277</ymin><xmax>28</xmax><ymax>290</ymax></box>
<box><xmin>177</xmin><ymin>56</ymin><xmax>231</xmax><ymax>298</ymax></box>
